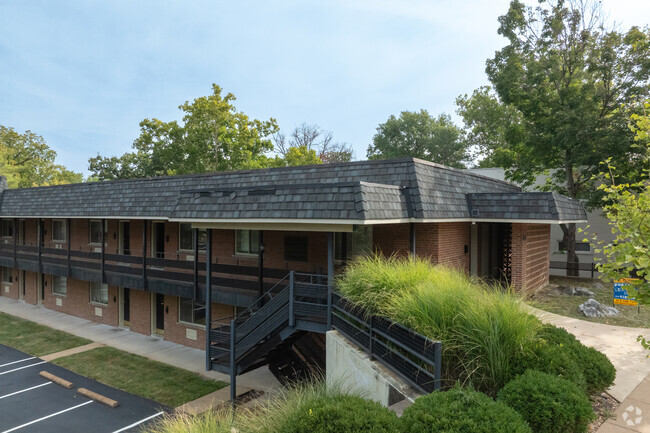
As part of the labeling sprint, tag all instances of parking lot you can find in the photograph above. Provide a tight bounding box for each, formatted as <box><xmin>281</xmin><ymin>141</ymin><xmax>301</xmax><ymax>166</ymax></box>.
<box><xmin>0</xmin><ymin>344</ymin><xmax>167</xmax><ymax>433</ymax></box>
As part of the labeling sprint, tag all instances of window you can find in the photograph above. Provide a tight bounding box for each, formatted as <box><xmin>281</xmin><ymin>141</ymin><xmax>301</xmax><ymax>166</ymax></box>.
<box><xmin>235</xmin><ymin>230</ymin><xmax>260</xmax><ymax>255</ymax></box>
<box><xmin>179</xmin><ymin>223</ymin><xmax>206</xmax><ymax>251</ymax></box>
<box><xmin>1</xmin><ymin>220</ymin><xmax>13</xmax><ymax>238</ymax></box>
<box><xmin>1</xmin><ymin>267</ymin><xmax>12</xmax><ymax>284</ymax></box>
<box><xmin>52</xmin><ymin>276</ymin><xmax>67</xmax><ymax>296</ymax></box>
<box><xmin>335</xmin><ymin>226</ymin><xmax>373</xmax><ymax>261</ymax></box>
<box><xmin>89</xmin><ymin>282</ymin><xmax>108</xmax><ymax>305</ymax></box>
<box><xmin>284</xmin><ymin>236</ymin><xmax>308</xmax><ymax>262</ymax></box>
<box><xmin>179</xmin><ymin>297</ymin><xmax>206</xmax><ymax>325</ymax></box>
<box><xmin>558</xmin><ymin>241</ymin><xmax>591</xmax><ymax>253</ymax></box>
<box><xmin>89</xmin><ymin>220</ymin><xmax>105</xmax><ymax>245</ymax></box>
<box><xmin>52</xmin><ymin>220</ymin><xmax>67</xmax><ymax>242</ymax></box>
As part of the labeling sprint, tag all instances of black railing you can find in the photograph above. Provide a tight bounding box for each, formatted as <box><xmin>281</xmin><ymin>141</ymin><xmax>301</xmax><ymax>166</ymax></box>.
<box><xmin>331</xmin><ymin>292</ymin><xmax>442</xmax><ymax>393</ymax></box>
<box><xmin>550</xmin><ymin>260</ymin><xmax>597</xmax><ymax>278</ymax></box>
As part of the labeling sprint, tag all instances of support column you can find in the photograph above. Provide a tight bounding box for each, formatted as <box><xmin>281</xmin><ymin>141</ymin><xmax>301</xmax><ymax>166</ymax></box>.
<box><xmin>66</xmin><ymin>219</ymin><xmax>71</xmax><ymax>277</ymax></box>
<box><xmin>12</xmin><ymin>218</ymin><xmax>17</xmax><ymax>269</ymax></box>
<box><xmin>142</xmin><ymin>220</ymin><xmax>147</xmax><ymax>290</ymax></box>
<box><xmin>193</xmin><ymin>228</ymin><xmax>199</xmax><ymax>301</ymax></box>
<box><xmin>470</xmin><ymin>223</ymin><xmax>478</xmax><ymax>277</ymax></box>
<box><xmin>409</xmin><ymin>222</ymin><xmax>416</xmax><ymax>256</ymax></box>
<box><xmin>258</xmin><ymin>230</ymin><xmax>264</xmax><ymax>304</ymax></box>
<box><xmin>37</xmin><ymin>219</ymin><xmax>42</xmax><ymax>273</ymax></box>
<box><xmin>327</xmin><ymin>232</ymin><xmax>334</xmax><ymax>330</ymax></box>
<box><xmin>101</xmin><ymin>219</ymin><xmax>106</xmax><ymax>284</ymax></box>
<box><xmin>205</xmin><ymin>229</ymin><xmax>212</xmax><ymax>371</ymax></box>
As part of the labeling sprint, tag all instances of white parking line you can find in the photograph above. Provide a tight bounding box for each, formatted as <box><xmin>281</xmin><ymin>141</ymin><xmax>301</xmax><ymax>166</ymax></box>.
<box><xmin>0</xmin><ymin>382</ymin><xmax>52</xmax><ymax>400</ymax></box>
<box><xmin>0</xmin><ymin>357</ymin><xmax>36</xmax><ymax>368</ymax></box>
<box><xmin>0</xmin><ymin>361</ymin><xmax>47</xmax><ymax>376</ymax></box>
<box><xmin>111</xmin><ymin>411</ymin><xmax>165</xmax><ymax>433</ymax></box>
<box><xmin>1</xmin><ymin>400</ymin><xmax>93</xmax><ymax>433</ymax></box>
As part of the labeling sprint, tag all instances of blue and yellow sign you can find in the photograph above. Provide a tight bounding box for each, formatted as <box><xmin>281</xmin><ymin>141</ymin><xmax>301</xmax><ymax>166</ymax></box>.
<box><xmin>614</xmin><ymin>279</ymin><xmax>638</xmax><ymax>306</ymax></box>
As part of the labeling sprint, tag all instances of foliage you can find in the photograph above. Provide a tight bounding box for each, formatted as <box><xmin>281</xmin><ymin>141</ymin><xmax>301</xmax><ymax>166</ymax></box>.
<box><xmin>514</xmin><ymin>338</ymin><xmax>587</xmax><ymax>391</ymax></box>
<box><xmin>537</xmin><ymin>324</ymin><xmax>615</xmax><ymax>393</ymax></box>
<box><xmin>0</xmin><ymin>312</ymin><xmax>91</xmax><ymax>356</ymax></box>
<box><xmin>88</xmin><ymin>84</ymin><xmax>279</xmax><ymax>180</ymax></box>
<box><xmin>278</xmin><ymin>395</ymin><xmax>400</xmax><ymax>433</ymax></box>
<box><xmin>367</xmin><ymin>110</ymin><xmax>469</xmax><ymax>168</ymax></box>
<box><xmin>264</xmin><ymin>144</ymin><xmax>323</xmax><ymax>168</ymax></box>
<box><xmin>459</xmin><ymin>0</ymin><xmax>650</xmax><ymax>273</ymax></box>
<box><xmin>0</xmin><ymin>126</ymin><xmax>83</xmax><ymax>187</ymax></box>
<box><xmin>336</xmin><ymin>255</ymin><xmax>541</xmax><ymax>395</ymax></box>
<box><xmin>273</xmin><ymin>123</ymin><xmax>353</xmax><ymax>164</ymax></box>
<box><xmin>53</xmin><ymin>347</ymin><xmax>226</xmax><ymax>407</ymax></box>
<box><xmin>498</xmin><ymin>370</ymin><xmax>594</xmax><ymax>433</ymax></box>
<box><xmin>400</xmin><ymin>386</ymin><xmax>532</xmax><ymax>433</ymax></box>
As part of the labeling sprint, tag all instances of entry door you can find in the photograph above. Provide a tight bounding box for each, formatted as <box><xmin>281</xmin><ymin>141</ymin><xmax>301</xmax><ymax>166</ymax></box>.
<box><xmin>152</xmin><ymin>223</ymin><xmax>165</xmax><ymax>259</ymax></box>
<box><xmin>122</xmin><ymin>288</ymin><xmax>130</xmax><ymax>327</ymax></box>
<box><xmin>154</xmin><ymin>293</ymin><xmax>164</xmax><ymax>335</ymax></box>
<box><xmin>119</xmin><ymin>221</ymin><xmax>131</xmax><ymax>256</ymax></box>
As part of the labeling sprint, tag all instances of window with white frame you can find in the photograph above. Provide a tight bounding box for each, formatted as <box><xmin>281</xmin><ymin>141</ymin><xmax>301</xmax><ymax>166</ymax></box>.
<box><xmin>52</xmin><ymin>276</ymin><xmax>67</xmax><ymax>296</ymax></box>
<box><xmin>89</xmin><ymin>282</ymin><xmax>108</xmax><ymax>305</ymax></box>
<box><xmin>235</xmin><ymin>230</ymin><xmax>260</xmax><ymax>255</ymax></box>
<box><xmin>1</xmin><ymin>267</ymin><xmax>12</xmax><ymax>284</ymax></box>
<box><xmin>52</xmin><ymin>220</ymin><xmax>67</xmax><ymax>242</ymax></box>
<box><xmin>178</xmin><ymin>297</ymin><xmax>206</xmax><ymax>325</ymax></box>
<box><xmin>179</xmin><ymin>223</ymin><xmax>206</xmax><ymax>251</ymax></box>
<box><xmin>89</xmin><ymin>220</ymin><xmax>105</xmax><ymax>245</ymax></box>
<box><xmin>1</xmin><ymin>219</ymin><xmax>13</xmax><ymax>238</ymax></box>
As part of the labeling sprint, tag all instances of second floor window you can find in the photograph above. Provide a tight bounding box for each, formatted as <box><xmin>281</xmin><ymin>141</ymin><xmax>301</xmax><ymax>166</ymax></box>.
<box><xmin>52</xmin><ymin>276</ymin><xmax>67</xmax><ymax>296</ymax></box>
<box><xmin>1</xmin><ymin>220</ymin><xmax>13</xmax><ymax>238</ymax></box>
<box><xmin>52</xmin><ymin>220</ymin><xmax>67</xmax><ymax>242</ymax></box>
<box><xmin>235</xmin><ymin>230</ymin><xmax>260</xmax><ymax>255</ymax></box>
<box><xmin>179</xmin><ymin>223</ymin><xmax>207</xmax><ymax>251</ymax></box>
<box><xmin>89</xmin><ymin>220</ymin><xmax>105</xmax><ymax>245</ymax></box>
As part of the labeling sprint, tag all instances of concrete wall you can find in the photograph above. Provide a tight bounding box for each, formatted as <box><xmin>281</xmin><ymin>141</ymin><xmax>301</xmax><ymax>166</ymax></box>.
<box><xmin>326</xmin><ymin>330</ymin><xmax>422</xmax><ymax>407</ymax></box>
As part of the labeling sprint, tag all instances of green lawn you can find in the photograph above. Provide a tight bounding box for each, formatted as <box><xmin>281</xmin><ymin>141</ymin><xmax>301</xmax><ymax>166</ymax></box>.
<box><xmin>0</xmin><ymin>312</ymin><xmax>92</xmax><ymax>356</ymax></box>
<box><xmin>53</xmin><ymin>346</ymin><xmax>227</xmax><ymax>407</ymax></box>
<box><xmin>529</xmin><ymin>276</ymin><xmax>650</xmax><ymax>328</ymax></box>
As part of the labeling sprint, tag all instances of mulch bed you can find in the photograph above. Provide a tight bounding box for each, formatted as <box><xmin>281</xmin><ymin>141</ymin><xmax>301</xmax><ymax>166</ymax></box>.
<box><xmin>589</xmin><ymin>392</ymin><xmax>619</xmax><ymax>432</ymax></box>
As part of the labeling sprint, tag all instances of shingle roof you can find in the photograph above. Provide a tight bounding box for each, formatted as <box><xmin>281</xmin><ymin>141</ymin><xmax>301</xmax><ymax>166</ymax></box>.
<box><xmin>467</xmin><ymin>192</ymin><xmax>587</xmax><ymax>222</ymax></box>
<box><xmin>0</xmin><ymin>158</ymin><xmax>586</xmax><ymax>223</ymax></box>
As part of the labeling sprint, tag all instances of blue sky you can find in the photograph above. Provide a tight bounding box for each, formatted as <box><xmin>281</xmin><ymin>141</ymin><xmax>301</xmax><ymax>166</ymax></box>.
<box><xmin>0</xmin><ymin>0</ymin><xmax>648</xmax><ymax>174</ymax></box>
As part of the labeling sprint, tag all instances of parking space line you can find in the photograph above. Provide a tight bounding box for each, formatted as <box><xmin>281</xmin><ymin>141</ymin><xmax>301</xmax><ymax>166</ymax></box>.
<box><xmin>111</xmin><ymin>411</ymin><xmax>165</xmax><ymax>433</ymax></box>
<box><xmin>0</xmin><ymin>361</ymin><xmax>47</xmax><ymax>376</ymax></box>
<box><xmin>0</xmin><ymin>357</ymin><xmax>36</xmax><ymax>368</ymax></box>
<box><xmin>0</xmin><ymin>382</ymin><xmax>52</xmax><ymax>400</ymax></box>
<box><xmin>1</xmin><ymin>400</ymin><xmax>93</xmax><ymax>433</ymax></box>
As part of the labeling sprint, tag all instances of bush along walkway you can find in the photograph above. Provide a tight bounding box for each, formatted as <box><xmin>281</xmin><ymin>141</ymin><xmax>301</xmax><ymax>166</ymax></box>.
<box><xmin>597</xmin><ymin>375</ymin><xmax>650</xmax><ymax>433</ymax></box>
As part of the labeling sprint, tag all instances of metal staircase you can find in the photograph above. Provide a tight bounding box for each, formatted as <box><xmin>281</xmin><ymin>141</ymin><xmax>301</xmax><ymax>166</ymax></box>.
<box><xmin>207</xmin><ymin>272</ymin><xmax>330</xmax><ymax>400</ymax></box>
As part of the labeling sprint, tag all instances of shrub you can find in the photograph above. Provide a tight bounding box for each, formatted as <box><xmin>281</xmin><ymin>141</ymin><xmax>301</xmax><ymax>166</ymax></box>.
<box><xmin>498</xmin><ymin>370</ymin><xmax>594</xmax><ymax>433</ymax></box>
<box><xmin>277</xmin><ymin>395</ymin><xmax>400</xmax><ymax>433</ymax></box>
<box><xmin>337</xmin><ymin>255</ymin><xmax>541</xmax><ymax>394</ymax></box>
<box><xmin>538</xmin><ymin>324</ymin><xmax>615</xmax><ymax>393</ymax></box>
<box><xmin>514</xmin><ymin>342</ymin><xmax>587</xmax><ymax>391</ymax></box>
<box><xmin>400</xmin><ymin>387</ymin><xmax>532</xmax><ymax>433</ymax></box>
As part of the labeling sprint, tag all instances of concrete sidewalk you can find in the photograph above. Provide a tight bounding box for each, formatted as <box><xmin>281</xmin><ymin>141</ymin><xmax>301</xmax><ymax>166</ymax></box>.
<box><xmin>0</xmin><ymin>297</ymin><xmax>280</xmax><ymax>393</ymax></box>
<box><xmin>534</xmin><ymin>308</ymin><xmax>650</xmax><ymax>402</ymax></box>
<box><xmin>597</xmin><ymin>376</ymin><xmax>650</xmax><ymax>433</ymax></box>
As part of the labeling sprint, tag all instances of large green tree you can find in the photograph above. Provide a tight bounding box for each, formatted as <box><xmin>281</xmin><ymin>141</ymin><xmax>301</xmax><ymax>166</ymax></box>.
<box><xmin>89</xmin><ymin>84</ymin><xmax>279</xmax><ymax>180</ymax></box>
<box><xmin>458</xmin><ymin>0</ymin><xmax>650</xmax><ymax>275</ymax></box>
<box><xmin>0</xmin><ymin>126</ymin><xmax>83</xmax><ymax>187</ymax></box>
<box><xmin>367</xmin><ymin>110</ymin><xmax>468</xmax><ymax>168</ymax></box>
<box><xmin>273</xmin><ymin>123</ymin><xmax>353</xmax><ymax>164</ymax></box>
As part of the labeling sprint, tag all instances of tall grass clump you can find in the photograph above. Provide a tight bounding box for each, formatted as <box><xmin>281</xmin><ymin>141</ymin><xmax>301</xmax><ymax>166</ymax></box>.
<box><xmin>337</xmin><ymin>255</ymin><xmax>541</xmax><ymax>395</ymax></box>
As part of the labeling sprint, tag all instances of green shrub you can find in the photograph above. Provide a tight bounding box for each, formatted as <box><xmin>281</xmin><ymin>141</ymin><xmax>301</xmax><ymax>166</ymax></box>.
<box><xmin>538</xmin><ymin>324</ymin><xmax>615</xmax><ymax>393</ymax></box>
<box><xmin>337</xmin><ymin>255</ymin><xmax>541</xmax><ymax>394</ymax></box>
<box><xmin>277</xmin><ymin>395</ymin><xmax>400</xmax><ymax>433</ymax></box>
<box><xmin>400</xmin><ymin>387</ymin><xmax>532</xmax><ymax>433</ymax></box>
<box><xmin>515</xmin><ymin>342</ymin><xmax>587</xmax><ymax>390</ymax></box>
<box><xmin>498</xmin><ymin>370</ymin><xmax>595</xmax><ymax>433</ymax></box>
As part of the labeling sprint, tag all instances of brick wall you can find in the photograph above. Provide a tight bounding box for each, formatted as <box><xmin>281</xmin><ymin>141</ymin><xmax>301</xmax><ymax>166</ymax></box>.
<box><xmin>436</xmin><ymin>222</ymin><xmax>471</xmax><ymax>272</ymax></box>
<box><xmin>373</xmin><ymin>224</ymin><xmax>410</xmax><ymax>258</ymax></box>
<box><xmin>163</xmin><ymin>296</ymin><xmax>234</xmax><ymax>349</ymax></box>
<box><xmin>511</xmin><ymin>224</ymin><xmax>550</xmax><ymax>292</ymax></box>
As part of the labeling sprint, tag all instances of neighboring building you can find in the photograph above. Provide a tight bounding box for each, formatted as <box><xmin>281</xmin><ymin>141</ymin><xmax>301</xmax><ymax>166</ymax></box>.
<box><xmin>0</xmin><ymin>158</ymin><xmax>585</xmax><ymax>359</ymax></box>
<box><xmin>468</xmin><ymin>167</ymin><xmax>608</xmax><ymax>278</ymax></box>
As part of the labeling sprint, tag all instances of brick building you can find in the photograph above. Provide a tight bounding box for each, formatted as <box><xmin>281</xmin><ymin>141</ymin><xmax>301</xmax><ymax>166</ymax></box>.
<box><xmin>0</xmin><ymin>158</ymin><xmax>585</xmax><ymax>361</ymax></box>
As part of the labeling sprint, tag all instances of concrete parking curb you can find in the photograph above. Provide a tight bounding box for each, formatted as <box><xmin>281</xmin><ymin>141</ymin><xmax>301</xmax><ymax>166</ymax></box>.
<box><xmin>77</xmin><ymin>388</ymin><xmax>119</xmax><ymax>408</ymax></box>
<box><xmin>39</xmin><ymin>371</ymin><xmax>74</xmax><ymax>389</ymax></box>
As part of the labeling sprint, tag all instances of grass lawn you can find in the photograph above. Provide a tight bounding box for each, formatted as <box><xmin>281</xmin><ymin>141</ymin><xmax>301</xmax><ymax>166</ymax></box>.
<box><xmin>53</xmin><ymin>346</ymin><xmax>227</xmax><ymax>407</ymax></box>
<box><xmin>529</xmin><ymin>276</ymin><xmax>650</xmax><ymax>328</ymax></box>
<box><xmin>0</xmin><ymin>312</ymin><xmax>92</xmax><ymax>356</ymax></box>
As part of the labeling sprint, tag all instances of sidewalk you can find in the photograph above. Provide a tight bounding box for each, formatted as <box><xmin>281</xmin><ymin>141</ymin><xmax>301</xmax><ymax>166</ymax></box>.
<box><xmin>0</xmin><ymin>297</ymin><xmax>280</xmax><ymax>393</ymax></box>
<box><xmin>597</xmin><ymin>375</ymin><xmax>650</xmax><ymax>433</ymax></box>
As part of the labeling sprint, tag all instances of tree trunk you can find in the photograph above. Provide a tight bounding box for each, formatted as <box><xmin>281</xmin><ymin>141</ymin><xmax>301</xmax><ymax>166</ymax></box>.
<box><xmin>564</xmin><ymin>159</ymin><xmax>579</xmax><ymax>277</ymax></box>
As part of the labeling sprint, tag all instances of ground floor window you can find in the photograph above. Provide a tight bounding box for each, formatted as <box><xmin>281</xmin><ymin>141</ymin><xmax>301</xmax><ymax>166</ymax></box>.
<box><xmin>179</xmin><ymin>223</ymin><xmax>207</xmax><ymax>251</ymax></box>
<box><xmin>52</xmin><ymin>276</ymin><xmax>67</xmax><ymax>296</ymax></box>
<box><xmin>235</xmin><ymin>230</ymin><xmax>260</xmax><ymax>255</ymax></box>
<box><xmin>178</xmin><ymin>297</ymin><xmax>206</xmax><ymax>325</ymax></box>
<box><xmin>90</xmin><ymin>282</ymin><xmax>108</xmax><ymax>305</ymax></box>
<box><xmin>1</xmin><ymin>267</ymin><xmax>12</xmax><ymax>284</ymax></box>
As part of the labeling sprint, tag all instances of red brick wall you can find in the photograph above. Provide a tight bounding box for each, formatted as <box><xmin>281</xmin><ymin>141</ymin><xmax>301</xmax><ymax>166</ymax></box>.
<box><xmin>435</xmin><ymin>223</ymin><xmax>470</xmax><ymax>272</ymax></box>
<box><xmin>511</xmin><ymin>224</ymin><xmax>550</xmax><ymax>292</ymax></box>
<box><xmin>373</xmin><ymin>224</ymin><xmax>410</xmax><ymax>258</ymax></box>
<box><xmin>128</xmin><ymin>289</ymin><xmax>152</xmax><ymax>335</ymax></box>
<box><xmin>163</xmin><ymin>296</ymin><xmax>234</xmax><ymax>349</ymax></box>
<box><xmin>0</xmin><ymin>267</ymin><xmax>17</xmax><ymax>299</ymax></box>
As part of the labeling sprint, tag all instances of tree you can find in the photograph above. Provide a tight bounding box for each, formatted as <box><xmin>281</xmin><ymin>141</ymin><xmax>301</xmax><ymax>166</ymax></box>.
<box><xmin>0</xmin><ymin>126</ymin><xmax>83</xmax><ymax>187</ymax></box>
<box><xmin>367</xmin><ymin>110</ymin><xmax>468</xmax><ymax>168</ymax></box>
<box><xmin>273</xmin><ymin>123</ymin><xmax>353</xmax><ymax>164</ymax></box>
<box><xmin>461</xmin><ymin>0</ymin><xmax>650</xmax><ymax>275</ymax></box>
<box><xmin>88</xmin><ymin>84</ymin><xmax>279</xmax><ymax>180</ymax></box>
